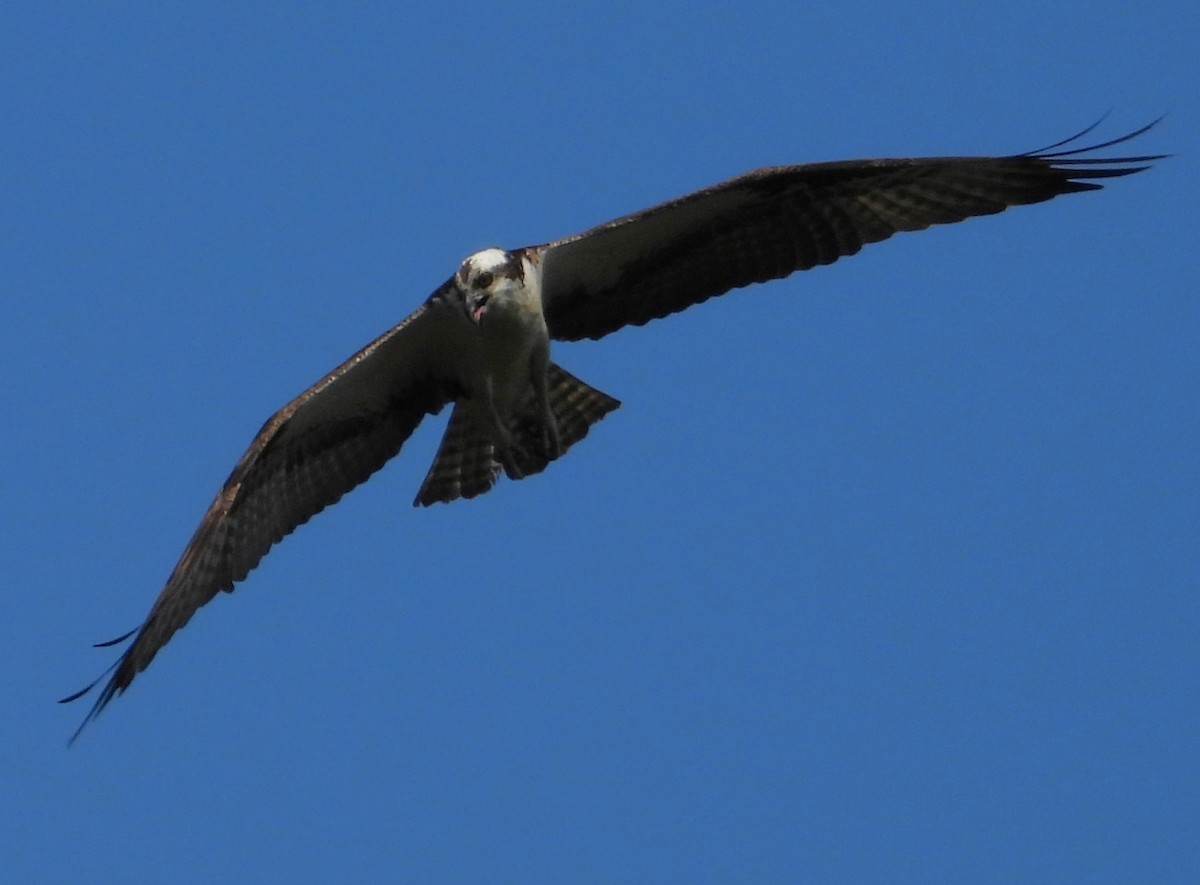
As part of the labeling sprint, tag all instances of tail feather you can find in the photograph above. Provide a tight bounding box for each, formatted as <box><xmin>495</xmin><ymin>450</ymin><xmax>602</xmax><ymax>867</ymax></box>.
<box><xmin>414</xmin><ymin>363</ymin><xmax>620</xmax><ymax>506</ymax></box>
<box><xmin>413</xmin><ymin>406</ymin><xmax>500</xmax><ymax>506</ymax></box>
<box><xmin>512</xmin><ymin>363</ymin><xmax>621</xmax><ymax>475</ymax></box>
<box><xmin>548</xmin><ymin>363</ymin><xmax>622</xmax><ymax>449</ymax></box>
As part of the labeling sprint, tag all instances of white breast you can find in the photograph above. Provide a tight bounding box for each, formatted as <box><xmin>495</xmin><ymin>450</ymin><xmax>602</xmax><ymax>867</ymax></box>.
<box><xmin>468</xmin><ymin>254</ymin><xmax>550</xmax><ymax>418</ymax></box>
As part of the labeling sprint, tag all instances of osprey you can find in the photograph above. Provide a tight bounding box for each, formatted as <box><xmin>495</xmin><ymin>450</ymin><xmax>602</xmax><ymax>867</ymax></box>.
<box><xmin>63</xmin><ymin>121</ymin><xmax>1161</xmax><ymax>741</ymax></box>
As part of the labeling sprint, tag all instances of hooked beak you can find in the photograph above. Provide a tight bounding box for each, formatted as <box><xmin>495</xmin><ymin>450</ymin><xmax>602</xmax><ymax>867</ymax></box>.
<box><xmin>466</xmin><ymin>290</ymin><xmax>490</xmax><ymax>324</ymax></box>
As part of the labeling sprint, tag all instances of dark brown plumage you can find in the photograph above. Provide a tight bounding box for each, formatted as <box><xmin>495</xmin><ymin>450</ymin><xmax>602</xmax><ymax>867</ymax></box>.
<box><xmin>62</xmin><ymin>121</ymin><xmax>1162</xmax><ymax>743</ymax></box>
<box><xmin>539</xmin><ymin>121</ymin><xmax>1161</xmax><ymax>340</ymax></box>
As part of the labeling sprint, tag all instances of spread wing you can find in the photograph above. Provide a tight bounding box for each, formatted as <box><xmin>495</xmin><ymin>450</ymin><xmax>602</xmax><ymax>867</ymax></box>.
<box><xmin>63</xmin><ymin>296</ymin><xmax>467</xmax><ymax>741</ymax></box>
<box><xmin>537</xmin><ymin>122</ymin><xmax>1162</xmax><ymax>341</ymax></box>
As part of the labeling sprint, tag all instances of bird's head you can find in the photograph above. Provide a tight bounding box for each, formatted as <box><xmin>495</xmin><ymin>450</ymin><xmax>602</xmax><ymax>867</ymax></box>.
<box><xmin>457</xmin><ymin>248</ymin><xmax>527</xmax><ymax>324</ymax></box>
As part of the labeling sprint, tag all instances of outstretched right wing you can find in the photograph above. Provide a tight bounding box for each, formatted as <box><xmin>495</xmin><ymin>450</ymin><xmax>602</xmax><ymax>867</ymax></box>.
<box><xmin>63</xmin><ymin>294</ymin><xmax>467</xmax><ymax>741</ymax></box>
<box><xmin>538</xmin><ymin>121</ymin><xmax>1162</xmax><ymax>342</ymax></box>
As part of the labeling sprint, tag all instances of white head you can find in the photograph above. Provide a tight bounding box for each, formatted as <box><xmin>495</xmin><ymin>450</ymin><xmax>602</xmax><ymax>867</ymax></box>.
<box><xmin>457</xmin><ymin>248</ymin><xmax>529</xmax><ymax>323</ymax></box>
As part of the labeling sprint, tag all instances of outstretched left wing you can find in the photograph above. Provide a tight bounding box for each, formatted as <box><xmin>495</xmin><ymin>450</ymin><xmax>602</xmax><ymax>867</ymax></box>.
<box><xmin>537</xmin><ymin>123</ymin><xmax>1161</xmax><ymax>342</ymax></box>
<box><xmin>63</xmin><ymin>299</ymin><xmax>466</xmax><ymax>741</ymax></box>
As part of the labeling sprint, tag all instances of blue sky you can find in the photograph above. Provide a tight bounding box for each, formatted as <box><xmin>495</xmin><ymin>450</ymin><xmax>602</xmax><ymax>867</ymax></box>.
<box><xmin>4</xmin><ymin>3</ymin><xmax>1197</xmax><ymax>881</ymax></box>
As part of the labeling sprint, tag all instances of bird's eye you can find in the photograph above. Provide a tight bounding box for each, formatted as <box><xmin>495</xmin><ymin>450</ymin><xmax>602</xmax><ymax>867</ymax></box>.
<box><xmin>475</xmin><ymin>271</ymin><xmax>494</xmax><ymax>289</ymax></box>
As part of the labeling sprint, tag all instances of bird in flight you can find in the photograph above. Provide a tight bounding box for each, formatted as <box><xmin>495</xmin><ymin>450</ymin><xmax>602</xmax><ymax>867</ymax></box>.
<box><xmin>62</xmin><ymin>120</ymin><xmax>1161</xmax><ymax>742</ymax></box>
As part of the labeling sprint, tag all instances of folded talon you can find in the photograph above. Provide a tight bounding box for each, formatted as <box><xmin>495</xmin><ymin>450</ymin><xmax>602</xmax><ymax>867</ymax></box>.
<box><xmin>501</xmin><ymin>452</ymin><xmax>525</xmax><ymax>479</ymax></box>
<box><xmin>497</xmin><ymin>433</ymin><xmax>528</xmax><ymax>479</ymax></box>
<box><xmin>542</xmin><ymin>417</ymin><xmax>562</xmax><ymax>460</ymax></box>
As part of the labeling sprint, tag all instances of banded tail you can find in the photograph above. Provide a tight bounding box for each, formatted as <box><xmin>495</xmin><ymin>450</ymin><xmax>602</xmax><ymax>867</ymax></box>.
<box><xmin>414</xmin><ymin>363</ymin><xmax>620</xmax><ymax>506</ymax></box>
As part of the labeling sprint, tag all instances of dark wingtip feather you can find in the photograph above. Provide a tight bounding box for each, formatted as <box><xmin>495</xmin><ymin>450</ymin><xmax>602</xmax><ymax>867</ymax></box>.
<box><xmin>94</xmin><ymin>625</ymin><xmax>140</xmax><ymax>648</ymax></box>
<box><xmin>62</xmin><ymin>672</ymin><xmax>125</xmax><ymax>747</ymax></box>
<box><xmin>58</xmin><ymin>680</ymin><xmax>100</xmax><ymax>705</ymax></box>
<box><xmin>61</xmin><ymin>627</ymin><xmax>142</xmax><ymax>746</ymax></box>
<box><xmin>1012</xmin><ymin>116</ymin><xmax>1166</xmax><ymax>196</ymax></box>
<box><xmin>1021</xmin><ymin>112</ymin><xmax>1112</xmax><ymax>155</ymax></box>
<box><xmin>1019</xmin><ymin>116</ymin><xmax>1167</xmax><ymax>166</ymax></box>
<box><xmin>64</xmin><ymin>682</ymin><xmax>123</xmax><ymax>747</ymax></box>
<box><xmin>1026</xmin><ymin>115</ymin><xmax>1165</xmax><ymax>159</ymax></box>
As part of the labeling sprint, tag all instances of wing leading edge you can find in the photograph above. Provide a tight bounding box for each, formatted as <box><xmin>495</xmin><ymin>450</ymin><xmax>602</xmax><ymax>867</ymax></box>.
<box><xmin>538</xmin><ymin>120</ymin><xmax>1163</xmax><ymax>341</ymax></box>
<box><xmin>62</xmin><ymin>299</ymin><xmax>468</xmax><ymax>742</ymax></box>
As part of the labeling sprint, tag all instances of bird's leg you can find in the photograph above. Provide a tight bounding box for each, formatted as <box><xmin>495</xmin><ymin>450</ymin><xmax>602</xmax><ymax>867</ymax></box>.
<box><xmin>480</xmin><ymin>376</ymin><xmax>526</xmax><ymax>479</ymax></box>
<box><xmin>531</xmin><ymin>345</ymin><xmax>561</xmax><ymax>460</ymax></box>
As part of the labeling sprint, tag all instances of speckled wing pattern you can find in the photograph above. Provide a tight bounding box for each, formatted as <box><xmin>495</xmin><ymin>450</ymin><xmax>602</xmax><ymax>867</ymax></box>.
<box><xmin>62</xmin><ymin>121</ymin><xmax>1160</xmax><ymax>742</ymax></box>
<box><xmin>537</xmin><ymin>121</ymin><xmax>1162</xmax><ymax>342</ymax></box>
<box><xmin>62</xmin><ymin>302</ymin><xmax>465</xmax><ymax>742</ymax></box>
